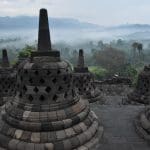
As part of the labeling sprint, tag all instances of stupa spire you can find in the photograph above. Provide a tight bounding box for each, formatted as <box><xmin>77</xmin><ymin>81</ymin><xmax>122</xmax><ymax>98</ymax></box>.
<box><xmin>38</xmin><ymin>8</ymin><xmax>51</xmax><ymax>52</ymax></box>
<box><xmin>74</xmin><ymin>49</ymin><xmax>88</xmax><ymax>72</ymax></box>
<box><xmin>2</xmin><ymin>49</ymin><xmax>10</xmax><ymax>67</ymax></box>
<box><xmin>77</xmin><ymin>49</ymin><xmax>85</xmax><ymax>68</ymax></box>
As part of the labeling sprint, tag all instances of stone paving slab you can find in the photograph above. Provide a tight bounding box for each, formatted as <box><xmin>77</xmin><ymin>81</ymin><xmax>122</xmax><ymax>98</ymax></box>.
<box><xmin>91</xmin><ymin>96</ymin><xmax>150</xmax><ymax>150</ymax></box>
<box><xmin>1</xmin><ymin>94</ymin><xmax>150</xmax><ymax>150</ymax></box>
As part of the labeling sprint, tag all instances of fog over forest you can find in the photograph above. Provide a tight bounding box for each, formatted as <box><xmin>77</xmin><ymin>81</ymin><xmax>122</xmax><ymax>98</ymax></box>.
<box><xmin>0</xmin><ymin>16</ymin><xmax>150</xmax><ymax>82</ymax></box>
<box><xmin>1</xmin><ymin>16</ymin><xmax>150</xmax><ymax>50</ymax></box>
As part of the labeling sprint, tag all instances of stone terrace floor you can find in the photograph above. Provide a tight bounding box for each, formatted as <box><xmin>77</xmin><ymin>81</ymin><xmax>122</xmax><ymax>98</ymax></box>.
<box><xmin>0</xmin><ymin>95</ymin><xmax>150</xmax><ymax>150</ymax></box>
<box><xmin>91</xmin><ymin>95</ymin><xmax>150</xmax><ymax>150</ymax></box>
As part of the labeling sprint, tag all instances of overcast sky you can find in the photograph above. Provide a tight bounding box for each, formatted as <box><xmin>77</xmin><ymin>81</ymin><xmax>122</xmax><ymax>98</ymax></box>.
<box><xmin>0</xmin><ymin>0</ymin><xmax>150</xmax><ymax>25</ymax></box>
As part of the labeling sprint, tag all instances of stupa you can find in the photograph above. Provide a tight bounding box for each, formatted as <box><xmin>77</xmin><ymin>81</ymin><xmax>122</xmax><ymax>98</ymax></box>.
<box><xmin>0</xmin><ymin>9</ymin><xmax>103</xmax><ymax>150</ymax></box>
<box><xmin>14</xmin><ymin>56</ymin><xmax>29</xmax><ymax>69</ymax></box>
<box><xmin>0</xmin><ymin>49</ymin><xmax>16</xmax><ymax>106</ymax></box>
<box><xmin>126</xmin><ymin>65</ymin><xmax>150</xmax><ymax>104</ymax></box>
<box><xmin>2</xmin><ymin>49</ymin><xmax>10</xmax><ymax>68</ymax></box>
<box><xmin>73</xmin><ymin>49</ymin><xmax>102</xmax><ymax>103</ymax></box>
<box><xmin>135</xmin><ymin>107</ymin><xmax>150</xmax><ymax>142</ymax></box>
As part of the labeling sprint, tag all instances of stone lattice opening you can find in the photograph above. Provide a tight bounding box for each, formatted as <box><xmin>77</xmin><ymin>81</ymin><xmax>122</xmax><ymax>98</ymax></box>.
<box><xmin>28</xmin><ymin>95</ymin><xmax>33</xmax><ymax>102</ymax></box>
<box><xmin>47</xmin><ymin>70</ymin><xmax>51</xmax><ymax>75</ymax></box>
<box><xmin>23</xmin><ymin>85</ymin><xmax>27</xmax><ymax>92</ymax></box>
<box><xmin>24</xmin><ymin>70</ymin><xmax>28</xmax><ymax>75</ymax></box>
<box><xmin>64</xmin><ymin>92</ymin><xmax>68</xmax><ymax>98</ymax></box>
<box><xmin>34</xmin><ymin>70</ymin><xmax>39</xmax><ymax>75</ymax></box>
<box><xmin>57</xmin><ymin>70</ymin><xmax>61</xmax><ymax>74</ymax></box>
<box><xmin>40</xmin><ymin>95</ymin><xmax>45</xmax><ymax>101</ymax></box>
<box><xmin>63</xmin><ymin>76</ymin><xmax>67</xmax><ymax>82</ymax></box>
<box><xmin>40</xmin><ymin>78</ymin><xmax>45</xmax><ymax>84</ymax></box>
<box><xmin>29</xmin><ymin>78</ymin><xmax>33</xmax><ymax>84</ymax></box>
<box><xmin>52</xmin><ymin>78</ymin><xmax>57</xmax><ymax>84</ymax></box>
<box><xmin>53</xmin><ymin>95</ymin><xmax>58</xmax><ymax>101</ymax></box>
<box><xmin>58</xmin><ymin>86</ymin><xmax>63</xmax><ymax>91</ymax></box>
<box><xmin>33</xmin><ymin>87</ymin><xmax>39</xmax><ymax>93</ymax></box>
<box><xmin>45</xmin><ymin>86</ymin><xmax>51</xmax><ymax>93</ymax></box>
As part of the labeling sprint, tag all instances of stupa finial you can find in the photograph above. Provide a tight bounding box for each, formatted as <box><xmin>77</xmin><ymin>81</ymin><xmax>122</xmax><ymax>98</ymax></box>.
<box><xmin>38</xmin><ymin>8</ymin><xmax>51</xmax><ymax>52</ymax></box>
<box><xmin>2</xmin><ymin>49</ymin><xmax>10</xmax><ymax>68</ymax></box>
<box><xmin>77</xmin><ymin>49</ymin><xmax>84</xmax><ymax>68</ymax></box>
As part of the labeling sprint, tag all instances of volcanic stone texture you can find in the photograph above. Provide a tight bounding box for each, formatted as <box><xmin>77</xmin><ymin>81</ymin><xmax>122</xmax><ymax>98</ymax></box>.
<box><xmin>95</xmin><ymin>77</ymin><xmax>132</xmax><ymax>97</ymax></box>
<box><xmin>73</xmin><ymin>72</ymin><xmax>102</xmax><ymax>103</ymax></box>
<box><xmin>135</xmin><ymin>107</ymin><xmax>150</xmax><ymax>143</ymax></box>
<box><xmin>0</xmin><ymin>56</ymin><xmax>102</xmax><ymax>150</ymax></box>
<box><xmin>126</xmin><ymin>65</ymin><xmax>150</xmax><ymax>105</ymax></box>
<box><xmin>73</xmin><ymin>49</ymin><xmax>102</xmax><ymax>103</ymax></box>
<box><xmin>14</xmin><ymin>57</ymin><xmax>29</xmax><ymax>69</ymax></box>
<box><xmin>0</xmin><ymin>49</ymin><xmax>16</xmax><ymax>106</ymax></box>
<box><xmin>0</xmin><ymin>68</ymin><xmax>16</xmax><ymax>106</ymax></box>
<box><xmin>0</xmin><ymin>8</ymin><xmax>103</xmax><ymax>150</ymax></box>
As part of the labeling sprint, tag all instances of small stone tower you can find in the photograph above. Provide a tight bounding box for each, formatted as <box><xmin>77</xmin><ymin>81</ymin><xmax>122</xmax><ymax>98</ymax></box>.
<box><xmin>1</xmin><ymin>49</ymin><xmax>10</xmax><ymax>68</ymax></box>
<box><xmin>0</xmin><ymin>49</ymin><xmax>16</xmax><ymax>106</ymax></box>
<box><xmin>0</xmin><ymin>9</ymin><xmax>103</xmax><ymax>150</ymax></box>
<box><xmin>126</xmin><ymin>65</ymin><xmax>150</xmax><ymax>104</ymax></box>
<box><xmin>73</xmin><ymin>49</ymin><xmax>102</xmax><ymax>103</ymax></box>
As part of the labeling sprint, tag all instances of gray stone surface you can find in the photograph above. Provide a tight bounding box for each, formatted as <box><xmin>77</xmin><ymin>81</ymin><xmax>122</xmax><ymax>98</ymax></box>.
<box><xmin>0</xmin><ymin>8</ymin><xmax>102</xmax><ymax>150</ymax></box>
<box><xmin>126</xmin><ymin>65</ymin><xmax>150</xmax><ymax>104</ymax></box>
<box><xmin>91</xmin><ymin>95</ymin><xmax>150</xmax><ymax>150</ymax></box>
<box><xmin>97</xmin><ymin>83</ymin><xmax>132</xmax><ymax>96</ymax></box>
<box><xmin>0</xmin><ymin>49</ymin><xmax>16</xmax><ymax>106</ymax></box>
<box><xmin>73</xmin><ymin>50</ymin><xmax>102</xmax><ymax>103</ymax></box>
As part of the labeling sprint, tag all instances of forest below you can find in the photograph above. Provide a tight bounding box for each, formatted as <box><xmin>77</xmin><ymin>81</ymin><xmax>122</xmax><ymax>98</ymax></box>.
<box><xmin>1</xmin><ymin>38</ymin><xmax>150</xmax><ymax>85</ymax></box>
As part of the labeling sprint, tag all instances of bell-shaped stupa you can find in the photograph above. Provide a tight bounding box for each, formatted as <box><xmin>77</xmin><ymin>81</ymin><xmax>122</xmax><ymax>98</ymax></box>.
<box><xmin>73</xmin><ymin>49</ymin><xmax>102</xmax><ymax>103</ymax></box>
<box><xmin>135</xmin><ymin>107</ymin><xmax>150</xmax><ymax>142</ymax></box>
<box><xmin>126</xmin><ymin>65</ymin><xmax>150</xmax><ymax>104</ymax></box>
<box><xmin>0</xmin><ymin>9</ymin><xmax>103</xmax><ymax>150</ymax></box>
<box><xmin>0</xmin><ymin>49</ymin><xmax>16</xmax><ymax>106</ymax></box>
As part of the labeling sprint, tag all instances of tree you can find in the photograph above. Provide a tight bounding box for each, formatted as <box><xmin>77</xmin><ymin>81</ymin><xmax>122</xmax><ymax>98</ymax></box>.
<box><xmin>69</xmin><ymin>50</ymin><xmax>78</xmax><ymax>65</ymax></box>
<box><xmin>93</xmin><ymin>47</ymin><xmax>126</xmax><ymax>75</ymax></box>
<box><xmin>18</xmin><ymin>44</ymin><xmax>36</xmax><ymax>58</ymax></box>
<box><xmin>137</xmin><ymin>43</ymin><xmax>143</xmax><ymax>55</ymax></box>
<box><xmin>89</xmin><ymin>66</ymin><xmax>108</xmax><ymax>80</ymax></box>
<box><xmin>131</xmin><ymin>42</ymin><xmax>144</xmax><ymax>62</ymax></box>
<box><xmin>97</xmin><ymin>40</ymin><xmax>104</xmax><ymax>50</ymax></box>
<box><xmin>88</xmin><ymin>41</ymin><xmax>94</xmax><ymax>49</ymax></box>
<box><xmin>117</xmin><ymin>39</ymin><xmax>123</xmax><ymax>46</ymax></box>
<box><xmin>132</xmin><ymin>42</ymin><xmax>138</xmax><ymax>56</ymax></box>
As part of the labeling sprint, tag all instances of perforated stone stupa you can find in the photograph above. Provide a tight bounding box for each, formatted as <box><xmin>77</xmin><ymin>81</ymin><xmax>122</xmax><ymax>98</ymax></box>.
<box><xmin>73</xmin><ymin>49</ymin><xmax>102</xmax><ymax>103</ymax></box>
<box><xmin>126</xmin><ymin>65</ymin><xmax>150</xmax><ymax>104</ymax></box>
<box><xmin>0</xmin><ymin>9</ymin><xmax>103</xmax><ymax>150</ymax></box>
<box><xmin>0</xmin><ymin>49</ymin><xmax>16</xmax><ymax>106</ymax></box>
<box><xmin>14</xmin><ymin>56</ymin><xmax>29</xmax><ymax>69</ymax></box>
<box><xmin>135</xmin><ymin>107</ymin><xmax>150</xmax><ymax>142</ymax></box>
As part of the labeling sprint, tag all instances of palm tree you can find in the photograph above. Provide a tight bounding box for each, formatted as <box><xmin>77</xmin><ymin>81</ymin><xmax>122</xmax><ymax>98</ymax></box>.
<box><xmin>137</xmin><ymin>43</ymin><xmax>144</xmax><ymax>60</ymax></box>
<box><xmin>137</xmin><ymin>43</ymin><xmax>143</xmax><ymax>55</ymax></box>
<box><xmin>132</xmin><ymin>42</ymin><xmax>138</xmax><ymax>51</ymax></box>
<box><xmin>132</xmin><ymin>42</ymin><xmax>138</xmax><ymax>59</ymax></box>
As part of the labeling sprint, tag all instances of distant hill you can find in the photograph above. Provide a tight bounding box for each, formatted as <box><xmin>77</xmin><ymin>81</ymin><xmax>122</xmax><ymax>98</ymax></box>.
<box><xmin>109</xmin><ymin>24</ymin><xmax>150</xmax><ymax>30</ymax></box>
<box><xmin>1</xmin><ymin>16</ymin><xmax>150</xmax><ymax>42</ymax></box>
<box><xmin>0</xmin><ymin>16</ymin><xmax>101</xmax><ymax>29</ymax></box>
<box><xmin>125</xmin><ymin>31</ymin><xmax>150</xmax><ymax>40</ymax></box>
<box><xmin>1</xmin><ymin>16</ymin><xmax>150</xmax><ymax>34</ymax></box>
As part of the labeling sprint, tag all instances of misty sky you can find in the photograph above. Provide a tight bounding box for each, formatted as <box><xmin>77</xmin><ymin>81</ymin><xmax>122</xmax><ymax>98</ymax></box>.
<box><xmin>0</xmin><ymin>0</ymin><xmax>150</xmax><ymax>25</ymax></box>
